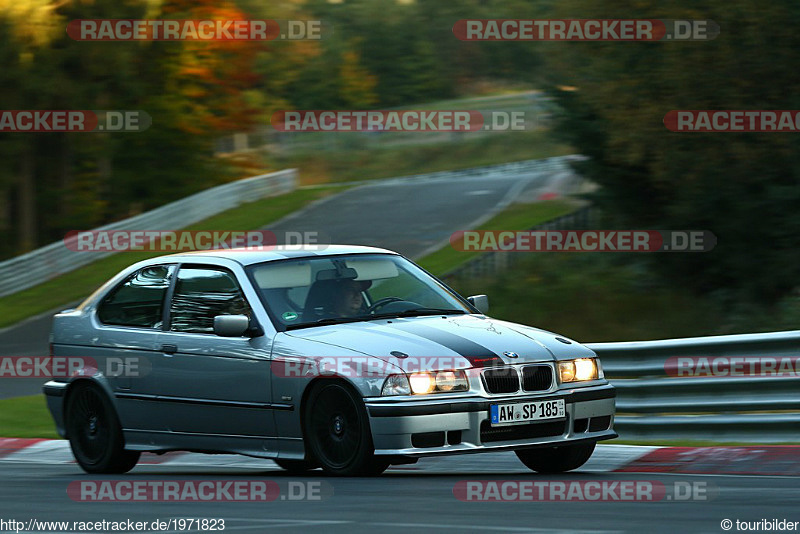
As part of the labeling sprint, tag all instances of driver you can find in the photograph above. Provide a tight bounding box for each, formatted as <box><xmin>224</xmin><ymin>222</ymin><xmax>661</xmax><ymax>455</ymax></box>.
<box><xmin>333</xmin><ymin>279</ymin><xmax>371</xmax><ymax>317</ymax></box>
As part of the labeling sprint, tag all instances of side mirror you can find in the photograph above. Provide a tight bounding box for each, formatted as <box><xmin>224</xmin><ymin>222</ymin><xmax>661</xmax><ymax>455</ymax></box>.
<box><xmin>467</xmin><ymin>295</ymin><xmax>489</xmax><ymax>314</ymax></box>
<box><xmin>214</xmin><ymin>315</ymin><xmax>251</xmax><ymax>337</ymax></box>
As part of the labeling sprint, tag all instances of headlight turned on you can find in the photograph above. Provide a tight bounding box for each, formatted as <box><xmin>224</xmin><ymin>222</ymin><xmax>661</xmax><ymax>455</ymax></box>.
<box><xmin>557</xmin><ymin>358</ymin><xmax>600</xmax><ymax>383</ymax></box>
<box><xmin>381</xmin><ymin>370</ymin><xmax>469</xmax><ymax>396</ymax></box>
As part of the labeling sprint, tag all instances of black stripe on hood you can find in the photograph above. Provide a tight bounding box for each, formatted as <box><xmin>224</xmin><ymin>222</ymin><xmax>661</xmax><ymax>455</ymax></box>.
<box><xmin>385</xmin><ymin>321</ymin><xmax>503</xmax><ymax>368</ymax></box>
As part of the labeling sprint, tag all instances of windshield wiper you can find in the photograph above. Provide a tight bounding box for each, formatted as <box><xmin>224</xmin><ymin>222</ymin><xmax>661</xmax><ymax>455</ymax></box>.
<box><xmin>286</xmin><ymin>308</ymin><xmax>467</xmax><ymax>330</ymax></box>
<box><xmin>371</xmin><ymin>307</ymin><xmax>467</xmax><ymax>319</ymax></box>
<box><xmin>285</xmin><ymin>316</ymin><xmax>369</xmax><ymax>330</ymax></box>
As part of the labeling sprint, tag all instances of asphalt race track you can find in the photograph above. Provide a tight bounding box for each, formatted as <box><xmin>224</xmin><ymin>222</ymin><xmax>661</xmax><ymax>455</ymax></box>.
<box><xmin>266</xmin><ymin>168</ymin><xmax>574</xmax><ymax>257</ymax></box>
<box><xmin>0</xmin><ymin>453</ymin><xmax>797</xmax><ymax>534</ymax></box>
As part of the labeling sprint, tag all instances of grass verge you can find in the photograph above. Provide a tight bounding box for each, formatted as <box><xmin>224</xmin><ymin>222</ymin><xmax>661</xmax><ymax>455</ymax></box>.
<box><xmin>417</xmin><ymin>199</ymin><xmax>578</xmax><ymax>275</ymax></box>
<box><xmin>450</xmin><ymin>250</ymin><xmax>724</xmax><ymax>342</ymax></box>
<box><xmin>0</xmin><ymin>395</ymin><xmax>59</xmax><ymax>439</ymax></box>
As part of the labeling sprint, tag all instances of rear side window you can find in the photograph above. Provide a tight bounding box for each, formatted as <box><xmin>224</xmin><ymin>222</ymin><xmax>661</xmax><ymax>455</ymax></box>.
<box><xmin>97</xmin><ymin>265</ymin><xmax>174</xmax><ymax>328</ymax></box>
<box><xmin>169</xmin><ymin>267</ymin><xmax>252</xmax><ymax>334</ymax></box>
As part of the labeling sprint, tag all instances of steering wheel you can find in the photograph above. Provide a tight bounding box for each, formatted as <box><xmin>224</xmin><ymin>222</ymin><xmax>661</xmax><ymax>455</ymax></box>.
<box><xmin>367</xmin><ymin>297</ymin><xmax>404</xmax><ymax>314</ymax></box>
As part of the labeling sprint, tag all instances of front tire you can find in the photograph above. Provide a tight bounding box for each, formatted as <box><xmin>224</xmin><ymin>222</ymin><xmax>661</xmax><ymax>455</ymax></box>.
<box><xmin>515</xmin><ymin>442</ymin><xmax>596</xmax><ymax>473</ymax></box>
<box><xmin>65</xmin><ymin>384</ymin><xmax>140</xmax><ymax>474</ymax></box>
<box><xmin>304</xmin><ymin>381</ymin><xmax>386</xmax><ymax>476</ymax></box>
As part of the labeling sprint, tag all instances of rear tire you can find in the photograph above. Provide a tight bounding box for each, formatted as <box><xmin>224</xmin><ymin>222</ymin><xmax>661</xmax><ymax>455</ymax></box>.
<box><xmin>515</xmin><ymin>442</ymin><xmax>596</xmax><ymax>474</ymax></box>
<box><xmin>304</xmin><ymin>381</ymin><xmax>385</xmax><ymax>476</ymax></box>
<box><xmin>65</xmin><ymin>384</ymin><xmax>140</xmax><ymax>474</ymax></box>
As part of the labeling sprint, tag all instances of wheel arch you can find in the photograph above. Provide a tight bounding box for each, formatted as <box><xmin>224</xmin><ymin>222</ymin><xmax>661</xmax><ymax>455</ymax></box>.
<box><xmin>62</xmin><ymin>377</ymin><xmax>119</xmax><ymax>438</ymax></box>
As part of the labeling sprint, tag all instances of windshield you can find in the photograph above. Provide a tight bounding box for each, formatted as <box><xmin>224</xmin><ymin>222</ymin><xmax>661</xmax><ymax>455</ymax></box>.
<box><xmin>247</xmin><ymin>254</ymin><xmax>470</xmax><ymax>330</ymax></box>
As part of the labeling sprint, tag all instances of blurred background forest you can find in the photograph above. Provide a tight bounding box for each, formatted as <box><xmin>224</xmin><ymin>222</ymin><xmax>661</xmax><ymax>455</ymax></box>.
<box><xmin>2</xmin><ymin>0</ymin><xmax>800</xmax><ymax>335</ymax></box>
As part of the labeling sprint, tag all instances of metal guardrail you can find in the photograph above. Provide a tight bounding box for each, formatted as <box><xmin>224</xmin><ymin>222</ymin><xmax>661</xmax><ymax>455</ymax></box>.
<box><xmin>0</xmin><ymin>169</ymin><xmax>297</xmax><ymax>297</ymax></box>
<box><xmin>588</xmin><ymin>331</ymin><xmax>800</xmax><ymax>443</ymax></box>
<box><xmin>368</xmin><ymin>154</ymin><xmax>585</xmax><ymax>187</ymax></box>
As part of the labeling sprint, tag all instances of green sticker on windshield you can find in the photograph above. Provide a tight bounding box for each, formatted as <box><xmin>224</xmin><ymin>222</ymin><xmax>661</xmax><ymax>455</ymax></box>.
<box><xmin>282</xmin><ymin>311</ymin><xmax>298</xmax><ymax>321</ymax></box>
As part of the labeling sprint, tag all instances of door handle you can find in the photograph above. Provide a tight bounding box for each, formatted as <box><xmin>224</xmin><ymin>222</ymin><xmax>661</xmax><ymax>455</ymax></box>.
<box><xmin>161</xmin><ymin>344</ymin><xmax>178</xmax><ymax>355</ymax></box>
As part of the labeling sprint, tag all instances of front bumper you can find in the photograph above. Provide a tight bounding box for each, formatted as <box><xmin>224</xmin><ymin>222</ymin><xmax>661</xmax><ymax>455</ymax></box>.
<box><xmin>365</xmin><ymin>383</ymin><xmax>616</xmax><ymax>456</ymax></box>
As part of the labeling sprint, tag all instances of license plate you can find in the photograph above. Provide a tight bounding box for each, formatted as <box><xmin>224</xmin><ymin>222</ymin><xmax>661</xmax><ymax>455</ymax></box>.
<box><xmin>490</xmin><ymin>399</ymin><xmax>565</xmax><ymax>426</ymax></box>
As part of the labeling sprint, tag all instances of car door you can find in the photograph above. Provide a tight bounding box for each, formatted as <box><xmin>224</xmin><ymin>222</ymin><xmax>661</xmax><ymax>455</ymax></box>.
<box><xmin>156</xmin><ymin>264</ymin><xmax>276</xmax><ymax>447</ymax></box>
<box><xmin>92</xmin><ymin>263</ymin><xmax>175</xmax><ymax>432</ymax></box>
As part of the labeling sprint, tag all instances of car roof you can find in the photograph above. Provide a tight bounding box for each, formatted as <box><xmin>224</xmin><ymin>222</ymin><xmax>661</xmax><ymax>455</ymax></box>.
<box><xmin>157</xmin><ymin>244</ymin><xmax>399</xmax><ymax>266</ymax></box>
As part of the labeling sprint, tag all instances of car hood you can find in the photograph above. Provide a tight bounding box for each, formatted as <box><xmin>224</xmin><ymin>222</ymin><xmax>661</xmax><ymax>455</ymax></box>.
<box><xmin>283</xmin><ymin>314</ymin><xmax>595</xmax><ymax>370</ymax></box>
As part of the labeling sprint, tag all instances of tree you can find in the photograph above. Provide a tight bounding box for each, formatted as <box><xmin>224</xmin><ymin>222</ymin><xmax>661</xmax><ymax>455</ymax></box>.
<box><xmin>541</xmin><ymin>0</ymin><xmax>800</xmax><ymax>307</ymax></box>
<box><xmin>339</xmin><ymin>44</ymin><xmax>377</xmax><ymax>108</ymax></box>
<box><xmin>0</xmin><ymin>0</ymin><xmax>268</xmax><ymax>257</ymax></box>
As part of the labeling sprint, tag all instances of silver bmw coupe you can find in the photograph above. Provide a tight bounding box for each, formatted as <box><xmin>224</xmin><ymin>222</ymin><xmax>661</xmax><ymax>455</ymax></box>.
<box><xmin>44</xmin><ymin>245</ymin><xmax>616</xmax><ymax>476</ymax></box>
